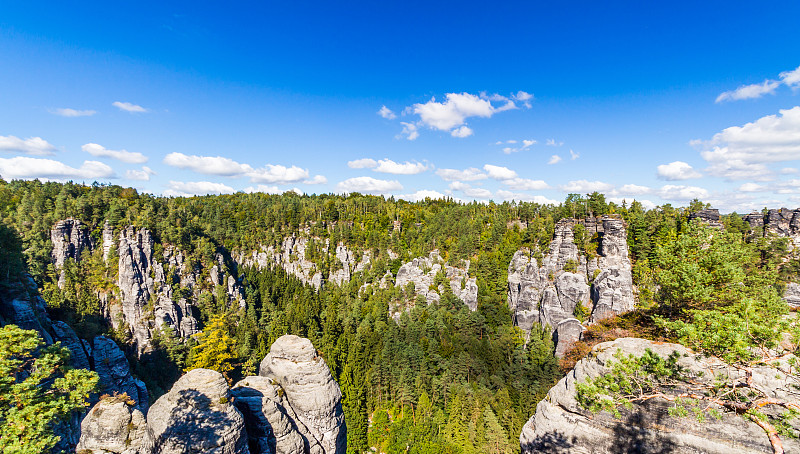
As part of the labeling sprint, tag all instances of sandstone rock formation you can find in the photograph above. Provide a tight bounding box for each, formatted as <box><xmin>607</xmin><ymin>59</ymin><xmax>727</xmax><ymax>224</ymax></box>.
<box><xmin>76</xmin><ymin>396</ymin><xmax>147</xmax><ymax>454</ymax></box>
<box><xmin>259</xmin><ymin>335</ymin><xmax>347</xmax><ymax>454</ymax></box>
<box><xmin>0</xmin><ymin>276</ymin><xmax>54</xmax><ymax>344</ymax></box>
<box><xmin>102</xmin><ymin>220</ymin><xmax>115</xmax><ymax>262</ymax></box>
<box><xmin>393</xmin><ymin>250</ymin><xmax>478</xmax><ymax>312</ymax></box>
<box><xmin>744</xmin><ymin>208</ymin><xmax>800</xmax><ymax>308</ymax></box>
<box><xmin>507</xmin><ymin>216</ymin><xmax>634</xmax><ymax>356</ymax></box>
<box><xmin>520</xmin><ymin>337</ymin><xmax>800</xmax><ymax>453</ymax></box>
<box><xmin>51</xmin><ymin>320</ymin><xmax>91</xmax><ymax>370</ymax></box>
<box><xmin>143</xmin><ymin>368</ymin><xmax>249</xmax><ymax>454</ymax></box>
<box><xmin>51</xmin><ymin>218</ymin><xmax>94</xmax><ymax>287</ymax></box>
<box><xmin>688</xmin><ymin>208</ymin><xmax>724</xmax><ymax>229</ymax></box>
<box><xmin>91</xmin><ymin>335</ymin><xmax>149</xmax><ymax>412</ymax></box>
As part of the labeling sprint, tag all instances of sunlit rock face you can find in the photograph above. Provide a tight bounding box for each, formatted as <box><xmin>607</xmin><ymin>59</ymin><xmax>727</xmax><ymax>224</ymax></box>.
<box><xmin>507</xmin><ymin>215</ymin><xmax>634</xmax><ymax>356</ymax></box>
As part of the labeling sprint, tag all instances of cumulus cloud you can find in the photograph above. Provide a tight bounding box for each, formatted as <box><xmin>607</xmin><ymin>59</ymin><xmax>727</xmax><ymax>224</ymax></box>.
<box><xmin>716</xmin><ymin>80</ymin><xmax>780</xmax><ymax>103</ymax></box>
<box><xmin>374</xmin><ymin>159</ymin><xmax>429</xmax><ymax>175</ymax></box>
<box><xmin>378</xmin><ymin>106</ymin><xmax>397</xmax><ymax>119</ymax></box>
<box><xmin>502</xmin><ymin>178</ymin><xmax>550</xmax><ymax>191</ymax></box>
<box><xmin>398</xmin><ymin>189</ymin><xmax>446</xmax><ymax>202</ymax></box>
<box><xmin>483</xmin><ymin>164</ymin><xmax>517</xmax><ymax>180</ymax></box>
<box><xmin>163</xmin><ymin>152</ymin><xmax>310</xmax><ymax>184</ymax></box>
<box><xmin>448</xmin><ymin>181</ymin><xmax>492</xmax><ymax>199</ymax></box>
<box><xmin>781</xmin><ymin>167</ymin><xmax>799</xmax><ymax>174</ymax></box>
<box><xmin>548</xmin><ymin>155</ymin><xmax>562</xmax><ymax>165</ymax></box>
<box><xmin>244</xmin><ymin>185</ymin><xmax>302</xmax><ymax>195</ymax></box>
<box><xmin>304</xmin><ymin>175</ymin><xmax>328</xmax><ymax>184</ymax></box>
<box><xmin>50</xmin><ymin>108</ymin><xmax>96</xmax><ymax>117</ymax></box>
<box><xmin>336</xmin><ymin>176</ymin><xmax>402</xmax><ymax>194</ymax></box>
<box><xmin>125</xmin><ymin>166</ymin><xmax>155</xmax><ymax>181</ymax></box>
<box><xmin>450</xmin><ymin>126</ymin><xmax>473</xmax><ymax>138</ymax></box>
<box><xmin>348</xmin><ymin>158</ymin><xmax>378</xmax><ymax>169</ymax></box>
<box><xmin>0</xmin><ymin>157</ymin><xmax>113</xmax><ymax>181</ymax></box>
<box><xmin>495</xmin><ymin>190</ymin><xmax>557</xmax><ymax>204</ymax></box>
<box><xmin>695</xmin><ymin>106</ymin><xmax>800</xmax><ymax>180</ymax></box>
<box><xmin>399</xmin><ymin>122</ymin><xmax>419</xmax><ymax>140</ymax></box>
<box><xmin>656</xmin><ymin>161</ymin><xmax>702</xmax><ymax>180</ymax></box>
<box><xmin>560</xmin><ymin>180</ymin><xmax>614</xmax><ymax>193</ymax></box>
<box><xmin>616</xmin><ymin>184</ymin><xmax>652</xmax><ymax>195</ymax></box>
<box><xmin>164</xmin><ymin>181</ymin><xmax>235</xmax><ymax>197</ymax></box>
<box><xmin>500</xmin><ymin>139</ymin><xmax>536</xmax><ymax>154</ymax></box>
<box><xmin>435</xmin><ymin>167</ymin><xmax>487</xmax><ymax>182</ymax></box>
<box><xmin>607</xmin><ymin>197</ymin><xmax>657</xmax><ymax>210</ymax></box>
<box><xmin>658</xmin><ymin>184</ymin><xmax>709</xmax><ymax>201</ymax></box>
<box><xmin>512</xmin><ymin>91</ymin><xmax>534</xmax><ymax>108</ymax></box>
<box><xmin>716</xmin><ymin>64</ymin><xmax>800</xmax><ymax>102</ymax></box>
<box><xmin>82</xmin><ymin>143</ymin><xmax>148</xmax><ymax>164</ymax></box>
<box><xmin>112</xmin><ymin>101</ymin><xmax>148</xmax><ymax>113</ymax></box>
<box><xmin>739</xmin><ymin>182</ymin><xmax>766</xmax><ymax>192</ymax></box>
<box><xmin>0</xmin><ymin>135</ymin><xmax>56</xmax><ymax>156</ymax></box>
<box><xmin>164</xmin><ymin>152</ymin><xmax>250</xmax><ymax>176</ymax></box>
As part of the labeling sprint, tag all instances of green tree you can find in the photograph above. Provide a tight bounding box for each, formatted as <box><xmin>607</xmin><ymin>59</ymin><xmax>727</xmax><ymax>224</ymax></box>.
<box><xmin>0</xmin><ymin>325</ymin><xmax>99</xmax><ymax>454</ymax></box>
<box><xmin>186</xmin><ymin>314</ymin><xmax>238</xmax><ymax>378</ymax></box>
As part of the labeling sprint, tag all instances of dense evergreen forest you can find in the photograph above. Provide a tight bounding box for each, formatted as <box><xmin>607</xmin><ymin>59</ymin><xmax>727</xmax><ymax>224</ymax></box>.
<box><xmin>1</xmin><ymin>178</ymin><xmax>798</xmax><ymax>453</ymax></box>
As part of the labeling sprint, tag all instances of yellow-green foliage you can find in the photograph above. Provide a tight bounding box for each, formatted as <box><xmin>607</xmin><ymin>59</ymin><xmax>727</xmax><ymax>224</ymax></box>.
<box><xmin>186</xmin><ymin>314</ymin><xmax>237</xmax><ymax>377</ymax></box>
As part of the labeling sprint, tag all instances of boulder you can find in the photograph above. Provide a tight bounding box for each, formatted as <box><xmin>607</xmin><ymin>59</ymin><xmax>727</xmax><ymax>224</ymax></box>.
<box><xmin>76</xmin><ymin>397</ymin><xmax>147</xmax><ymax>454</ymax></box>
<box><xmin>259</xmin><ymin>335</ymin><xmax>346</xmax><ymax>454</ymax></box>
<box><xmin>520</xmin><ymin>337</ymin><xmax>800</xmax><ymax>453</ymax></box>
<box><xmin>143</xmin><ymin>369</ymin><xmax>249</xmax><ymax>454</ymax></box>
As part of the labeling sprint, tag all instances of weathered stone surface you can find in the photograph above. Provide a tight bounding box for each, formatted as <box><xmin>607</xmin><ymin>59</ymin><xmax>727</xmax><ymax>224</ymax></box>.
<box><xmin>259</xmin><ymin>335</ymin><xmax>346</xmax><ymax>454</ymax></box>
<box><xmin>785</xmin><ymin>282</ymin><xmax>800</xmax><ymax>308</ymax></box>
<box><xmin>688</xmin><ymin>208</ymin><xmax>724</xmax><ymax>229</ymax></box>
<box><xmin>232</xmin><ymin>376</ymin><xmax>315</xmax><ymax>454</ymax></box>
<box><xmin>51</xmin><ymin>218</ymin><xmax>93</xmax><ymax>269</ymax></box>
<box><xmin>394</xmin><ymin>250</ymin><xmax>478</xmax><ymax>311</ymax></box>
<box><xmin>76</xmin><ymin>397</ymin><xmax>147</xmax><ymax>454</ymax></box>
<box><xmin>102</xmin><ymin>220</ymin><xmax>115</xmax><ymax>262</ymax></box>
<box><xmin>553</xmin><ymin>318</ymin><xmax>583</xmax><ymax>358</ymax></box>
<box><xmin>143</xmin><ymin>368</ymin><xmax>249</xmax><ymax>454</ymax></box>
<box><xmin>117</xmin><ymin>227</ymin><xmax>156</xmax><ymax>352</ymax></box>
<box><xmin>91</xmin><ymin>336</ymin><xmax>149</xmax><ymax>413</ymax></box>
<box><xmin>51</xmin><ymin>321</ymin><xmax>91</xmax><ymax>370</ymax></box>
<box><xmin>520</xmin><ymin>337</ymin><xmax>800</xmax><ymax>453</ymax></box>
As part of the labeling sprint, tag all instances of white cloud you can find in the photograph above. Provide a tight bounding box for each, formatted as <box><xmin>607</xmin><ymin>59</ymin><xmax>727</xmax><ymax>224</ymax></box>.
<box><xmin>163</xmin><ymin>152</ymin><xmax>309</xmax><ymax>184</ymax></box>
<box><xmin>435</xmin><ymin>167</ymin><xmax>487</xmax><ymax>181</ymax></box>
<box><xmin>0</xmin><ymin>157</ymin><xmax>113</xmax><ymax>181</ymax></box>
<box><xmin>0</xmin><ymin>135</ymin><xmax>56</xmax><ymax>156</ymax></box>
<box><xmin>304</xmin><ymin>175</ymin><xmax>327</xmax><ymax>184</ymax></box>
<box><xmin>450</xmin><ymin>126</ymin><xmax>473</xmax><ymax>138</ymax></box>
<box><xmin>569</xmin><ymin>149</ymin><xmax>579</xmax><ymax>160</ymax></box>
<box><xmin>776</xmin><ymin>179</ymin><xmax>800</xmax><ymax>194</ymax></box>
<box><xmin>248</xmin><ymin>165</ymin><xmax>309</xmax><ymax>184</ymax></box>
<box><xmin>82</xmin><ymin>143</ymin><xmax>148</xmax><ymax>164</ymax></box>
<box><xmin>500</xmin><ymin>139</ymin><xmax>536</xmax><ymax>154</ymax></box>
<box><xmin>398</xmin><ymin>189</ymin><xmax>446</xmax><ymax>202</ymax></box>
<box><xmin>616</xmin><ymin>184</ymin><xmax>652</xmax><ymax>195</ymax></box>
<box><xmin>125</xmin><ymin>166</ymin><xmax>155</xmax><ymax>181</ymax></box>
<box><xmin>546</xmin><ymin>139</ymin><xmax>563</xmax><ymax>147</ymax></box>
<box><xmin>112</xmin><ymin>101</ymin><xmax>148</xmax><ymax>113</ymax></box>
<box><xmin>348</xmin><ymin>158</ymin><xmax>378</xmax><ymax>169</ymax></box>
<box><xmin>378</xmin><ymin>106</ymin><xmax>397</xmax><ymax>119</ymax></box>
<box><xmin>336</xmin><ymin>176</ymin><xmax>402</xmax><ymax>194</ymax></box>
<box><xmin>656</xmin><ymin>161</ymin><xmax>702</xmax><ymax>180</ymax></box>
<box><xmin>560</xmin><ymin>180</ymin><xmax>614</xmax><ymax>193</ymax></box>
<box><xmin>399</xmin><ymin>122</ymin><xmax>419</xmax><ymax>140</ymax></box>
<box><xmin>548</xmin><ymin>155</ymin><xmax>562</xmax><ymax>165</ymax></box>
<box><xmin>696</xmin><ymin>106</ymin><xmax>800</xmax><ymax>180</ymax></box>
<box><xmin>447</xmin><ymin>181</ymin><xmax>491</xmax><ymax>198</ymax></box>
<box><xmin>483</xmin><ymin>164</ymin><xmax>517</xmax><ymax>180</ymax></box>
<box><xmin>495</xmin><ymin>190</ymin><xmax>557</xmax><ymax>204</ymax></box>
<box><xmin>738</xmin><ymin>182</ymin><xmax>766</xmax><ymax>192</ymax></box>
<box><xmin>781</xmin><ymin>167</ymin><xmax>799</xmax><ymax>174</ymax></box>
<box><xmin>716</xmin><ymin>80</ymin><xmax>780</xmax><ymax>103</ymax></box>
<box><xmin>502</xmin><ymin>178</ymin><xmax>550</xmax><ymax>191</ymax></box>
<box><xmin>164</xmin><ymin>152</ymin><xmax>251</xmax><ymax>176</ymax></box>
<box><xmin>374</xmin><ymin>159</ymin><xmax>428</xmax><ymax>175</ymax></box>
<box><xmin>658</xmin><ymin>184</ymin><xmax>709</xmax><ymax>201</ymax></box>
<box><xmin>244</xmin><ymin>185</ymin><xmax>281</xmax><ymax>194</ymax></box>
<box><xmin>164</xmin><ymin>181</ymin><xmax>235</xmax><ymax>197</ymax></box>
<box><xmin>50</xmin><ymin>108</ymin><xmax>96</xmax><ymax>117</ymax></box>
<box><xmin>781</xmin><ymin>65</ymin><xmax>800</xmax><ymax>87</ymax></box>
<box><xmin>512</xmin><ymin>91</ymin><xmax>534</xmax><ymax>108</ymax></box>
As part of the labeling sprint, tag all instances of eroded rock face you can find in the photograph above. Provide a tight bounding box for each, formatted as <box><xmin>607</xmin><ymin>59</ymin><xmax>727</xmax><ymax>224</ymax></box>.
<box><xmin>744</xmin><ymin>209</ymin><xmax>800</xmax><ymax>307</ymax></box>
<box><xmin>507</xmin><ymin>216</ymin><xmax>634</xmax><ymax>356</ymax></box>
<box><xmin>785</xmin><ymin>282</ymin><xmax>800</xmax><ymax>308</ymax></box>
<box><xmin>76</xmin><ymin>398</ymin><xmax>147</xmax><ymax>454</ymax></box>
<box><xmin>117</xmin><ymin>227</ymin><xmax>156</xmax><ymax>352</ymax></box>
<box><xmin>91</xmin><ymin>336</ymin><xmax>149</xmax><ymax>413</ymax></box>
<box><xmin>688</xmin><ymin>208</ymin><xmax>724</xmax><ymax>229</ymax></box>
<box><xmin>51</xmin><ymin>218</ymin><xmax>93</xmax><ymax>269</ymax></box>
<box><xmin>519</xmin><ymin>337</ymin><xmax>800</xmax><ymax>454</ymax></box>
<box><xmin>51</xmin><ymin>321</ymin><xmax>91</xmax><ymax>370</ymax></box>
<box><xmin>393</xmin><ymin>250</ymin><xmax>478</xmax><ymax>312</ymax></box>
<box><xmin>259</xmin><ymin>335</ymin><xmax>346</xmax><ymax>454</ymax></box>
<box><xmin>143</xmin><ymin>369</ymin><xmax>249</xmax><ymax>454</ymax></box>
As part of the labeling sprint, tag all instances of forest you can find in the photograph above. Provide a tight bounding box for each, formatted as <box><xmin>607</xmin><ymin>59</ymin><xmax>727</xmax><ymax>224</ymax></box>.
<box><xmin>1</xmin><ymin>177</ymin><xmax>798</xmax><ymax>453</ymax></box>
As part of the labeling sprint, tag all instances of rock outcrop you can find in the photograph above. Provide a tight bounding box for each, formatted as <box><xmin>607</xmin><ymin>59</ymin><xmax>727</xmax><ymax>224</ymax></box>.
<box><xmin>91</xmin><ymin>335</ymin><xmax>149</xmax><ymax>412</ymax></box>
<box><xmin>51</xmin><ymin>218</ymin><xmax>93</xmax><ymax>268</ymax></box>
<box><xmin>744</xmin><ymin>208</ymin><xmax>800</xmax><ymax>308</ymax></box>
<box><xmin>688</xmin><ymin>208</ymin><xmax>724</xmax><ymax>229</ymax></box>
<box><xmin>393</xmin><ymin>250</ymin><xmax>478</xmax><ymax>313</ymax></box>
<box><xmin>507</xmin><ymin>216</ymin><xmax>634</xmax><ymax>356</ymax></box>
<box><xmin>520</xmin><ymin>337</ymin><xmax>800</xmax><ymax>453</ymax></box>
<box><xmin>76</xmin><ymin>397</ymin><xmax>147</xmax><ymax>454</ymax></box>
<box><xmin>143</xmin><ymin>368</ymin><xmax>249</xmax><ymax>454</ymax></box>
<box><xmin>0</xmin><ymin>276</ymin><xmax>54</xmax><ymax>345</ymax></box>
<box><xmin>259</xmin><ymin>335</ymin><xmax>347</xmax><ymax>454</ymax></box>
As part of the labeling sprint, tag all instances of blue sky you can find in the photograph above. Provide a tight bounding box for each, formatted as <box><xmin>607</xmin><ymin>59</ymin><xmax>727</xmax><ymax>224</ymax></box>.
<box><xmin>1</xmin><ymin>1</ymin><xmax>799</xmax><ymax>212</ymax></box>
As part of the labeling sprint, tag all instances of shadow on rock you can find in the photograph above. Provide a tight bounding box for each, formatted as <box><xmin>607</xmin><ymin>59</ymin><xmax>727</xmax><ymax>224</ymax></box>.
<box><xmin>611</xmin><ymin>409</ymin><xmax>676</xmax><ymax>454</ymax></box>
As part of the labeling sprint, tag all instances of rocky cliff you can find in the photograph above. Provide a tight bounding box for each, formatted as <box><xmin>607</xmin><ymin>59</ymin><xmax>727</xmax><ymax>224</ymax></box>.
<box><xmin>78</xmin><ymin>335</ymin><xmax>347</xmax><ymax>454</ymax></box>
<box><xmin>507</xmin><ymin>216</ymin><xmax>634</xmax><ymax>356</ymax></box>
<box><xmin>745</xmin><ymin>208</ymin><xmax>800</xmax><ymax>307</ymax></box>
<box><xmin>51</xmin><ymin>218</ymin><xmax>94</xmax><ymax>287</ymax></box>
<box><xmin>391</xmin><ymin>250</ymin><xmax>478</xmax><ymax>315</ymax></box>
<box><xmin>519</xmin><ymin>337</ymin><xmax>800</xmax><ymax>453</ymax></box>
